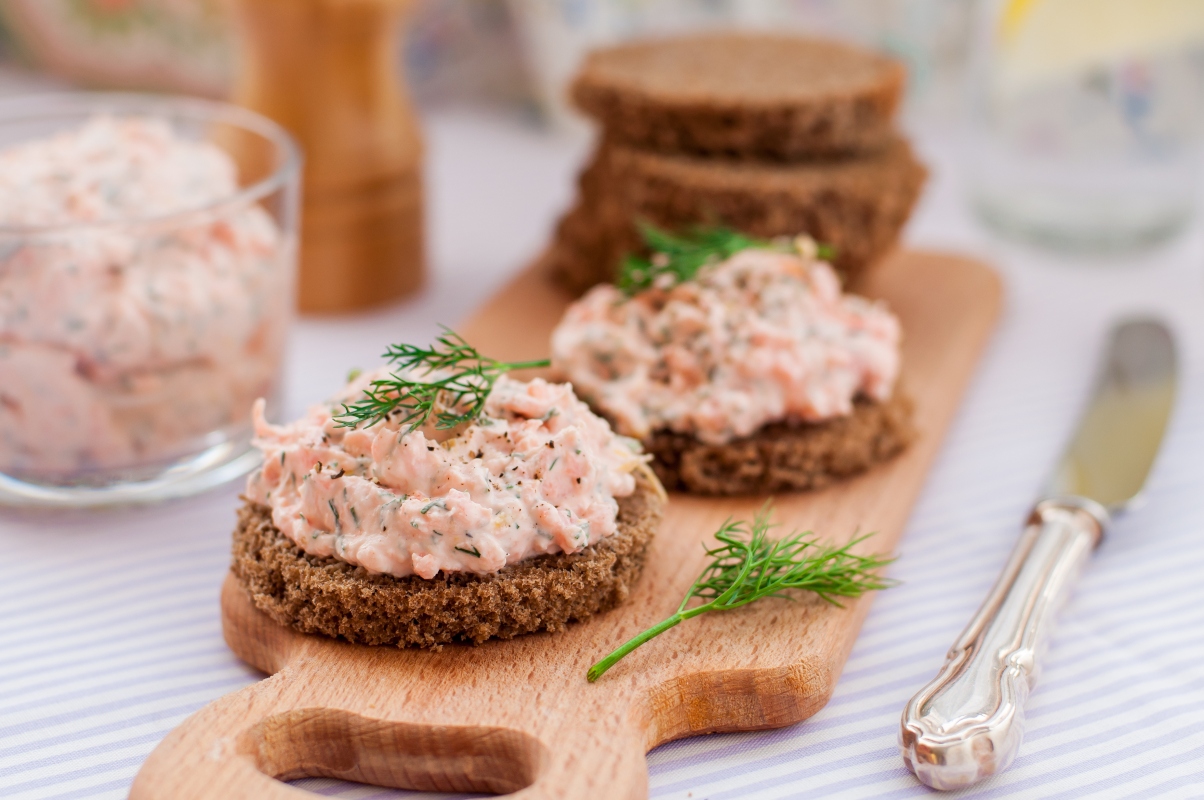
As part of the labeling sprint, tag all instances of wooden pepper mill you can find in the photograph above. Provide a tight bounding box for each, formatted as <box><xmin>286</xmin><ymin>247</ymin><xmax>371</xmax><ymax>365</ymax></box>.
<box><xmin>228</xmin><ymin>0</ymin><xmax>424</xmax><ymax>313</ymax></box>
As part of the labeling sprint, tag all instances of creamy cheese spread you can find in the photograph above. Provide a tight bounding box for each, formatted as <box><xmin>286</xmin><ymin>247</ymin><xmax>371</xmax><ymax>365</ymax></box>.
<box><xmin>551</xmin><ymin>246</ymin><xmax>901</xmax><ymax>445</ymax></box>
<box><xmin>0</xmin><ymin>116</ymin><xmax>289</xmax><ymax>477</ymax></box>
<box><xmin>245</xmin><ymin>372</ymin><xmax>648</xmax><ymax>579</ymax></box>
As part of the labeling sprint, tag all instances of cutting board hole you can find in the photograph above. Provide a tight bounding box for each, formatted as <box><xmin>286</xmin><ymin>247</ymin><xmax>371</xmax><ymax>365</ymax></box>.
<box><xmin>243</xmin><ymin>708</ymin><xmax>545</xmax><ymax>795</ymax></box>
<box><xmin>287</xmin><ymin>775</ymin><xmax>490</xmax><ymax>798</ymax></box>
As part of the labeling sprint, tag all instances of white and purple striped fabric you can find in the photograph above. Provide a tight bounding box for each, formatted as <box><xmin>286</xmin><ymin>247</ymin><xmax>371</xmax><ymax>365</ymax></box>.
<box><xmin>3</xmin><ymin>107</ymin><xmax>1204</xmax><ymax>800</ymax></box>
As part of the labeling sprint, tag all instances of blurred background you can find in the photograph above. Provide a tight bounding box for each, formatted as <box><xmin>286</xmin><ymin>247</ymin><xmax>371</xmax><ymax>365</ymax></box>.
<box><xmin>2</xmin><ymin>0</ymin><xmax>1200</xmax><ymax>253</ymax></box>
<box><xmin>0</xmin><ymin>0</ymin><xmax>974</xmax><ymax>126</ymax></box>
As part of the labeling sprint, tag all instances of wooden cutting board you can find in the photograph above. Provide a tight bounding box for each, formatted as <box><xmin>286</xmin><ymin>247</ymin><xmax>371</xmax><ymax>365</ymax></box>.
<box><xmin>131</xmin><ymin>249</ymin><xmax>1001</xmax><ymax>800</ymax></box>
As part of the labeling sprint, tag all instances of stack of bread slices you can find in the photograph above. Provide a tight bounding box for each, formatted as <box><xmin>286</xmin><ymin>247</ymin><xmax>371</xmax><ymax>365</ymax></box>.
<box><xmin>548</xmin><ymin>33</ymin><xmax>928</xmax><ymax>294</ymax></box>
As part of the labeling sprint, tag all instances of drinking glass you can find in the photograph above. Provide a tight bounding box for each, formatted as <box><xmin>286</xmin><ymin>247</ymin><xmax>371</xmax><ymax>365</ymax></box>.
<box><xmin>966</xmin><ymin>0</ymin><xmax>1204</xmax><ymax>251</ymax></box>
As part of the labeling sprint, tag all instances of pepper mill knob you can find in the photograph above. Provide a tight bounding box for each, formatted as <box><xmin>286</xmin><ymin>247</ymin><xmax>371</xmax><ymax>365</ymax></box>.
<box><xmin>229</xmin><ymin>0</ymin><xmax>424</xmax><ymax>313</ymax></box>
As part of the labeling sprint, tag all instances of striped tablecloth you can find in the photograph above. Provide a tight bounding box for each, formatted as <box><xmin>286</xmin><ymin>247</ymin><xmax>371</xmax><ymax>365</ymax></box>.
<box><xmin>3</xmin><ymin>108</ymin><xmax>1204</xmax><ymax>800</ymax></box>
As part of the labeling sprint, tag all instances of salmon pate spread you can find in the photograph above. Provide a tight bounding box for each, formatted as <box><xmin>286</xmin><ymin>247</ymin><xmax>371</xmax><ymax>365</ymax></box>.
<box><xmin>551</xmin><ymin>245</ymin><xmax>901</xmax><ymax>445</ymax></box>
<box><xmin>246</xmin><ymin>372</ymin><xmax>649</xmax><ymax>579</ymax></box>
<box><xmin>0</xmin><ymin>116</ymin><xmax>289</xmax><ymax>477</ymax></box>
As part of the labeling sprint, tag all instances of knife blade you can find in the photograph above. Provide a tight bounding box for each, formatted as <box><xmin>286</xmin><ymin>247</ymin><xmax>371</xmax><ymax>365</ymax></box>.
<box><xmin>899</xmin><ymin>318</ymin><xmax>1177</xmax><ymax>791</ymax></box>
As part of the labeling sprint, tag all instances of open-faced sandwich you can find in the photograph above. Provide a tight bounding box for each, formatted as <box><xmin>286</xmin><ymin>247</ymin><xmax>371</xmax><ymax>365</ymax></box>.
<box><xmin>550</xmin><ymin>228</ymin><xmax>915</xmax><ymax>495</ymax></box>
<box><xmin>233</xmin><ymin>356</ymin><xmax>664</xmax><ymax>648</ymax></box>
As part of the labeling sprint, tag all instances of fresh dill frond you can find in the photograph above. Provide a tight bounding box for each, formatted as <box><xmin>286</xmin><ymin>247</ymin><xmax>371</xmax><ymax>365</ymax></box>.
<box><xmin>618</xmin><ymin>223</ymin><xmax>767</xmax><ymax>295</ymax></box>
<box><xmin>332</xmin><ymin>327</ymin><xmax>551</xmax><ymax>431</ymax></box>
<box><xmin>617</xmin><ymin>222</ymin><xmax>836</xmax><ymax>295</ymax></box>
<box><xmin>586</xmin><ymin>505</ymin><xmax>895</xmax><ymax>682</ymax></box>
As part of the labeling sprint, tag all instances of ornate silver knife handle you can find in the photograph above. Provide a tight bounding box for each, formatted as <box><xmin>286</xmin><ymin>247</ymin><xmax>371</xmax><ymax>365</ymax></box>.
<box><xmin>899</xmin><ymin>497</ymin><xmax>1107</xmax><ymax>790</ymax></box>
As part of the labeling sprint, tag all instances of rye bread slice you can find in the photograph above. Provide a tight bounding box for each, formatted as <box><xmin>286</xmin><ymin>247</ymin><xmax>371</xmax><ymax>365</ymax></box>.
<box><xmin>646</xmin><ymin>391</ymin><xmax>915</xmax><ymax>495</ymax></box>
<box><xmin>572</xmin><ymin>34</ymin><xmax>905</xmax><ymax>159</ymax></box>
<box><xmin>230</xmin><ymin>472</ymin><xmax>664</xmax><ymax>648</ymax></box>
<box><xmin>549</xmin><ymin>137</ymin><xmax>927</xmax><ymax>295</ymax></box>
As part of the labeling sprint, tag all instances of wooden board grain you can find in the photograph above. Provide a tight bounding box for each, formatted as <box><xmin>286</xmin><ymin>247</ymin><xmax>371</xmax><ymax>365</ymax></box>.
<box><xmin>131</xmin><ymin>249</ymin><xmax>1001</xmax><ymax>799</ymax></box>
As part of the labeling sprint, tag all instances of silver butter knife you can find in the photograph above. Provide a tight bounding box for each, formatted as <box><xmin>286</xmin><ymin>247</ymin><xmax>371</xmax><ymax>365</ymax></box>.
<box><xmin>899</xmin><ymin>318</ymin><xmax>1177</xmax><ymax>790</ymax></box>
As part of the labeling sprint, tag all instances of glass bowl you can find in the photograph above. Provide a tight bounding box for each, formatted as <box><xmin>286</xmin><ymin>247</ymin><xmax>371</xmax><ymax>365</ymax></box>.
<box><xmin>0</xmin><ymin>92</ymin><xmax>300</xmax><ymax>507</ymax></box>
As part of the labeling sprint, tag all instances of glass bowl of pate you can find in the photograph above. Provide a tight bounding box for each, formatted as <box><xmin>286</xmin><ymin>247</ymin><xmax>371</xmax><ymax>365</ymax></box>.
<box><xmin>0</xmin><ymin>93</ymin><xmax>300</xmax><ymax>507</ymax></box>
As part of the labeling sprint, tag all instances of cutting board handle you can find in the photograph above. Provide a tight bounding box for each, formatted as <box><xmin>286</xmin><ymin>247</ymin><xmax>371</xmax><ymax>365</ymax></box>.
<box><xmin>130</xmin><ymin>577</ymin><xmax>649</xmax><ymax>798</ymax></box>
<box><xmin>131</xmin><ymin>679</ymin><xmax>648</xmax><ymax>798</ymax></box>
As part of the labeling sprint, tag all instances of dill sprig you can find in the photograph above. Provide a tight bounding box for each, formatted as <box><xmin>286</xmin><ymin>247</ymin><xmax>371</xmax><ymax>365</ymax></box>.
<box><xmin>618</xmin><ymin>223</ymin><xmax>766</xmax><ymax>295</ymax></box>
<box><xmin>587</xmin><ymin>506</ymin><xmax>895</xmax><ymax>682</ymax></box>
<box><xmin>617</xmin><ymin>222</ymin><xmax>836</xmax><ymax>295</ymax></box>
<box><xmin>332</xmin><ymin>327</ymin><xmax>550</xmax><ymax>431</ymax></box>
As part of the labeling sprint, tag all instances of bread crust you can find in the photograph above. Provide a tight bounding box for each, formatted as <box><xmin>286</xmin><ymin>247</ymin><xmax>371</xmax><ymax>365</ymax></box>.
<box><xmin>548</xmin><ymin>138</ymin><xmax>927</xmax><ymax>295</ymax></box>
<box><xmin>230</xmin><ymin>473</ymin><xmax>664</xmax><ymax>648</ymax></box>
<box><xmin>571</xmin><ymin>34</ymin><xmax>905</xmax><ymax>159</ymax></box>
<box><xmin>645</xmin><ymin>392</ymin><xmax>916</xmax><ymax>495</ymax></box>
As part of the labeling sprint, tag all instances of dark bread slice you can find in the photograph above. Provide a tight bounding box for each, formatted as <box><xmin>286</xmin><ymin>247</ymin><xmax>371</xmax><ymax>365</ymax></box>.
<box><xmin>572</xmin><ymin>34</ymin><xmax>905</xmax><ymax>160</ymax></box>
<box><xmin>646</xmin><ymin>391</ymin><xmax>915</xmax><ymax>495</ymax></box>
<box><xmin>549</xmin><ymin>137</ymin><xmax>927</xmax><ymax>295</ymax></box>
<box><xmin>230</xmin><ymin>472</ymin><xmax>664</xmax><ymax>648</ymax></box>
<box><xmin>550</xmin><ymin>145</ymin><xmax>627</xmax><ymax>261</ymax></box>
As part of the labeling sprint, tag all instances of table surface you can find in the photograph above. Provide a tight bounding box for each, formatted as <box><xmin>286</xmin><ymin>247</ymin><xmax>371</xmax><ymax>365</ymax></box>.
<box><xmin>2</xmin><ymin>86</ymin><xmax>1204</xmax><ymax>799</ymax></box>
